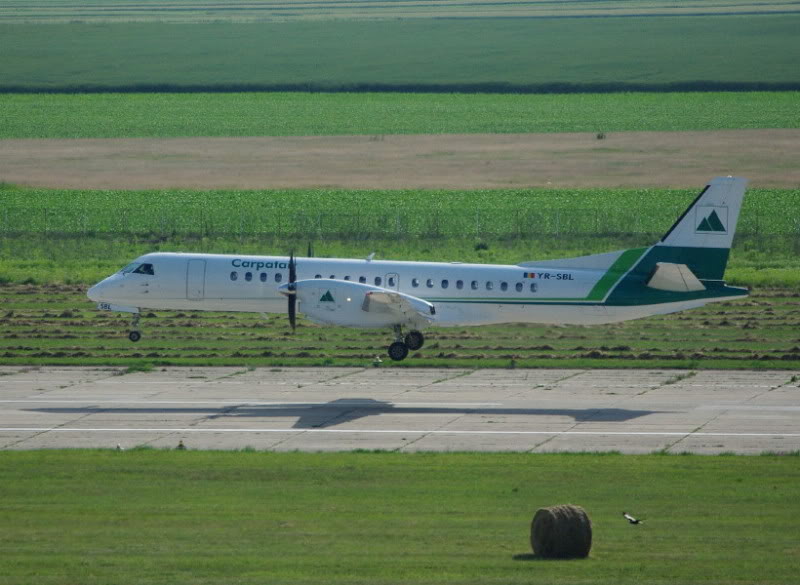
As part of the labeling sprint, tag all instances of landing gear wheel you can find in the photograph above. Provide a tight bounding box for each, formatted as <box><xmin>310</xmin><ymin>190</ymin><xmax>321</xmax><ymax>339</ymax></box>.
<box><xmin>128</xmin><ymin>313</ymin><xmax>142</xmax><ymax>343</ymax></box>
<box><xmin>388</xmin><ymin>341</ymin><xmax>409</xmax><ymax>361</ymax></box>
<box><xmin>404</xmin><ymin>330</ymin><xmax>425</xmax><ymax>351</ymax></box>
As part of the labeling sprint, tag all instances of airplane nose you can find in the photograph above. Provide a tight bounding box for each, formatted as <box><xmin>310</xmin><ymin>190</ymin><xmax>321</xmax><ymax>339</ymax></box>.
<box><xmin>87</xmin><ymin>281</ymin><xmax>104</xmax><ymax>302</ymax></box>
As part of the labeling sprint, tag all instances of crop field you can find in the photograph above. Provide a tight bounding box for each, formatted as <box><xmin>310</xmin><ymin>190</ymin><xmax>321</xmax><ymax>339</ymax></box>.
<box><xmin>4</xmin><ymin>0</ymin><xmax>798</xmax><ymax>24</ymax></box>
<box><xmin>2</xmin><ymin>92</ymin><xmax>799</xmax><ymax>139</ymax></box>
<box><xmin>2</xmin><ymin>14</ymin><xmax>798</xmax><ymax>92</ymax></box>
<box><xmin>2</xmin><ymin>283</ymin><xmax>799</xmax><ymax>369</ymax></box>
<box><xmin>0</xmin><ymin>450</ymin><xmax>798</xmax><ymax>585</ymax></box>
<box><xmin>4</xmin><ymin>186</ymin><xmax>799</xmax><ymax>240</ymax></box>
<box><xmin>2</xmin><ymin>185</ymin><xmax>799</xmax><ymax>286</ymax></box>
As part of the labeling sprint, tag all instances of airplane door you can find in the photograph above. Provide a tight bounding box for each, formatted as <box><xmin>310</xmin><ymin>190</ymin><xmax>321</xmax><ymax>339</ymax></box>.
<box><xmin>385</xmin><ymin>273</ymin><xmax>400</xmax><ymax>291</ymax></box>
<box><xmin>186</xmin><ymin>260</ymin><xmax>206</xmax><ymax>300</ymax></box>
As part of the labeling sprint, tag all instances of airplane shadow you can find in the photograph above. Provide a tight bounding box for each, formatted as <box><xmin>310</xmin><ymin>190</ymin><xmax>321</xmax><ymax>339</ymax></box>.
<box><xmin>27</xmin><ymin>398</ymin><xmax>665</xmax><ymax>429</ymax></box>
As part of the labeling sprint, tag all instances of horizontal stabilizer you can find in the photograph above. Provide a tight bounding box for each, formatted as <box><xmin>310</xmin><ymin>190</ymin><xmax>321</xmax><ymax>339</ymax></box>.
<box><xmin>519</xmin><ymin>250</ymin><xmax>625</xmax><ymax>271</ymax></box>
<box><xmin>646</xmin><ymin>262</ymin><xmax>706</xmax><ymax>293</ymax></box>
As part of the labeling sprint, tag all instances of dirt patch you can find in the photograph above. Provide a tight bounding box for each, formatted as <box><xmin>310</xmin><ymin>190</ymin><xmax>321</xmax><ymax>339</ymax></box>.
<box><xmin>1</xmin><ymin>129</ymin><xmax>798</xmax><ymax>189</ymax></box>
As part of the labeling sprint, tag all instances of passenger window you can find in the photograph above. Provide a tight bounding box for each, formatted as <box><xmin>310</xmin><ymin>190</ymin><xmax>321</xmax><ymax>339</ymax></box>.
<box><xmin>500</xmin><ymin>281</ymin><xmax>508</xmax><ymax>291</ymax></box>
<box><xmin>388</xmin><ymin>276</ymin><xmax>395</xmax><ymax>287</ymax></box>
<box><xmin>456</xmin><ymin>280</ymin><xmax>463</xmax><ymax>290</ymax></box>
<box><xmin>359</xmin><ymin>276</ymin><xmax>367</xmax><ymax>284</ymax></box>
<box><xmin>530</xmin><ymin>283</ymin><xmax>538</xmax><ymax>293</ymax></box>
<box><xmin>133</xmin><ymin>263</ymin><xmax>154</xmax><ymax>275</ymax></box>
<box><xmin>260</xmin><ymin>272</ymin><xmax>267</xmax><ymax>282</ymax></box>
<box><xmin>412</xmin><ymin>278</ymin><xmax>420</xmax><ymax>288</ymax></box>
<box><xmin>471</xmin><ymin>280</ymin><xmax>478</xmax><ymax>290</ymax></box>
<box><xmin>486</xmin><ymin>281</ymin><xmax>494</xmax><ymax>291</ymax></box>
<box><xmin>426</xmin><ymin>278</ymin><xmax>434</xmax><ymax>288</ymax></box>
<box><xmin>329</xmin><ymin>275</ymin><xmax>335</xmax><ymax>279</ymax></box>
<box><xmin>245</xmin><ymin>272</ymin><xmax>253</xmax><ymax>282</ymax></box>
<box><xmin>275</xmin><ymin>273</ymin><xmax>282</xmax><ymax>283</ymax></box>
<box><xmin>441</xmin><ymin>279</ymin><xmax>449</xmax><ymax>289</ymax></box>
<box><xmin>315</xmin><ymin>274</ymin><xmax>321</xmax><ymax>279</ymax></box>
<box><xmin>344</xmin><ymin>276</ymin><xmax>351</xmax><ymax>281</ymax></box>
<box><xmin>374</xmin><ymin>276</ymin><xmax>382</xmax><ymax>286</ymax></box>
<box><xmin>230</xmin><ymin>271</ymin><xmax>238</xmax><ymax>281</ymax></box>
<box><xmin>515</xmin><ymin>282</ymin><xmax>523</xmax><ymax>292</ymax></box>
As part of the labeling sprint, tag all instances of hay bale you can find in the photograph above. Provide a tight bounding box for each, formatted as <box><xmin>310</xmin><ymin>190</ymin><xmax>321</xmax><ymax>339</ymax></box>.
<box><xmin>530</xmin><ymin>505</ymin><xmax>592</xmax><ymax>559</ymax></box>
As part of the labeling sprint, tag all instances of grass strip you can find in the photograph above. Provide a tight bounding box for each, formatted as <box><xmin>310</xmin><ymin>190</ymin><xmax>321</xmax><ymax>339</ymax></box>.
<box><xmin>2</xmin><ymin>285</ymin><xmax>799</xmax><ymax>369</ymax></box>
<box><xmin>0</xmin><ymin>450</ymin><xmax>798</xmax><ymax>585</ymax></box>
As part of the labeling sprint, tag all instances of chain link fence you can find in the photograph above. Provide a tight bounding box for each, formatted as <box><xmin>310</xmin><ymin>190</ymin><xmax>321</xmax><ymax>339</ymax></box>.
<box><xmin>2</xmin><ymin>206</ymin><xmax>798</xmax><ymax>240</ymax></box>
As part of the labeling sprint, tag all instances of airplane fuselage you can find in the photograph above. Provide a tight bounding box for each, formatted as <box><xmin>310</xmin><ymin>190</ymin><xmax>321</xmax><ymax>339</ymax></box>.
<box><xmin>85</xmin><ymin>177</ymin><xmax>752</xmax><ymax>361</ymax></box>
<box><xmin>88</xmin><ymin>251</ymin><xmax>746</xmax><ymax>328</ymax></box>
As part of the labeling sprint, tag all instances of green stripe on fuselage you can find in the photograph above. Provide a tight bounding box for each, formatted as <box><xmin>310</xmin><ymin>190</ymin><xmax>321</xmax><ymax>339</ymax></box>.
<box><xmin>585</xmin><ymin>247</ymin><xmax>648</xmax><ymax>301</ymax></box>
<box><xmin>424</xmin><ymin>245</ymin><xmax>745</xmax><ymax>307</ymax></box>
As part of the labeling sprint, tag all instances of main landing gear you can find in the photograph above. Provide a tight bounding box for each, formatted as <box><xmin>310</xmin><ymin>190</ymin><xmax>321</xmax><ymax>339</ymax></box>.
<box><xmin>128</xmin><ymin>313</ymin><xmax>142</xmax><ymax>342</ymax></box>
<box><xmin>387</xmin><ymin>325</ymin><xmax>425</xmax><ymax>361</ymax></box>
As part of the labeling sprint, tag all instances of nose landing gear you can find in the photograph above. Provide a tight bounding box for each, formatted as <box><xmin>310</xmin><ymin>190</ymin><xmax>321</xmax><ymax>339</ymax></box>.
<box><xmin>387</xmin><ymin>325</ymin><xmax>425</xmax><ymax>361</ymax></box>
<box><xmin>128</xmin><ymin>313</ymin><xmax>142</xmax><ymax>342</ymax></box>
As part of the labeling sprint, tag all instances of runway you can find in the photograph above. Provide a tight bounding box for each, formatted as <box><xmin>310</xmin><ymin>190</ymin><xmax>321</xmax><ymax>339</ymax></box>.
<box><xmin>1</xmin><ymin>366</ymin><xmax>798</xmax><ymax>454</ymax></box>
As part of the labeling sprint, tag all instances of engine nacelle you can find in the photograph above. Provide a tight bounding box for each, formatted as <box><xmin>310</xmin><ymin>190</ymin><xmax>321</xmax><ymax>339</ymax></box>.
<box><xmin>291</xmin><ymin>279</ymin><xmax>433</xmax><ymax>328</ymax></box>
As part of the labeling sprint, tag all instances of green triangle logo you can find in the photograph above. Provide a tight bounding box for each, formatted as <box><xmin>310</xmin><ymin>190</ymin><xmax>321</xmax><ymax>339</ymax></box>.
<box><xmin>697</xmin><ymin>209</ymin><xmax>726</xmax><ymax>232</ymax></box>
<box><xmin>320</xmin><ymin>290</ymin><xmax>335</xmax><ymax>302</ymax></box>
<box><xmin>706</xmin><ymin>210</ymin><xmax>725</xmax><ymax>231</ymax></box>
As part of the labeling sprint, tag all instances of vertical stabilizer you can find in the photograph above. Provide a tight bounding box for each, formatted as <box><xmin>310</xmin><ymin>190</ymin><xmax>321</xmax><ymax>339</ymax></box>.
<box><xmin>659</xmin><ymin>176</ymin><xmax>747</xmax><ymax>250</ymax></box>
<box><xmin>651</xmin><ymin>177</ymin><xmax>747</xmax><ymax>281</ymax></box>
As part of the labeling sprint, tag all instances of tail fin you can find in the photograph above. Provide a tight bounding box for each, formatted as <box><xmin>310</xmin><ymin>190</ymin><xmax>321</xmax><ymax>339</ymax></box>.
<box><xmin>654</xmin><ymin>176</ymin><xmax>747</xmax><ymax>281</ymax></box>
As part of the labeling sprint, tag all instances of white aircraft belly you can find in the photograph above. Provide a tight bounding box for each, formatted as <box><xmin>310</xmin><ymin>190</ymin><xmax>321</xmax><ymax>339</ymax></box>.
<box><xmin>432</xmin><ymin>296</ymin><xmax>741</xmax><ymax>327</ymax></box>
<box><xmin>108</xmin><ymin>296</ymin><xmax>285</xmax><ymax>313</ymax></box>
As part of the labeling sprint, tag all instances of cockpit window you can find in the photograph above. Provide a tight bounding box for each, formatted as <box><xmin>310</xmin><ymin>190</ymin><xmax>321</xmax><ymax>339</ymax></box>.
<box><xmin>132</xmin><ymin>263</ymin><xmax>154</xmax><ymax>275</ymax></box>
<box><xmin>120</xmin><ymin>262</ymin><xmax>139</xmax><ymax>274</ymax></box>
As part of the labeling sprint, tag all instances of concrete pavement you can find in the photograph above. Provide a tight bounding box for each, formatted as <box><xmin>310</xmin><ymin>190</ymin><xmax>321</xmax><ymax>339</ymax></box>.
<box><xmin>1</xmin><ymin>366</ymin><xmax>798</xmax><ymax>454</ymax></box>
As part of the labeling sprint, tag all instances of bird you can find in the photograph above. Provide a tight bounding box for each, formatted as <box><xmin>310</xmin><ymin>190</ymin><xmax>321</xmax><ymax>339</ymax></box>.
<box><xmin>116</xmin><ymin>443</ymin><xmax>124</xmax><ymax>451</ymax></box>
<box><xmin>623</xmin><ymin>512</ymin><xmax>642</xmax><ymax>524</ymax></box>
<box><xmin>177</xmin><ymin>440</ymin><xmax>186</xmax><ymax>450</ymax></box>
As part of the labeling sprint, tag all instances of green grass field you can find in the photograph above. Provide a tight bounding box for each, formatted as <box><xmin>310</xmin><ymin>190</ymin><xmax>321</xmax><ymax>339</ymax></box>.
<box><xmin>2</xmin><ymin>284</ymin><xmax>799</xmax><ymax>369</ymax></box>
<box><xmin>0</xmin><ymin>450</ymin><xmax>798</xmax><ymax>585</ymax></box>
<box><xmin>3</xmin><ymin>184</ymin><xmax>796</xmax><ymax>369</ymax></box>
<box><xmin>2</xmin><ymin>92</ymin><xmax>798</xmax><ymax>138</ymax></box>
<box><xmin>2</xmin><ymin>14</ymin><xmax>798</xmax><ymax>92</ymax></box>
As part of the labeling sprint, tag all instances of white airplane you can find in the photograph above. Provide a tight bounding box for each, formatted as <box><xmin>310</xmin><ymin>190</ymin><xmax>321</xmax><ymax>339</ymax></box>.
<box><xmin>88</xmin><ymin>176</ymin><xmax>749</xmax><ymax>361</ymax></box>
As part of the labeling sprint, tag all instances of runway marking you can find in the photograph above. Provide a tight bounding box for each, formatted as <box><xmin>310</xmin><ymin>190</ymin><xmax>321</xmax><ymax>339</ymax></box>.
<box><xmin>1</xmin><ymin>427</ymin><xmax>798</xmax><ymax>438</ymax></box>
<box><xmin>0</xmin><ymin>400</ymin><xmax>502</xmax><ymax>407</ymax></box>
<box><xmin>698</xmin><ymin>405</ymin><xmax>800</xmax><ymax>411</ymax></box>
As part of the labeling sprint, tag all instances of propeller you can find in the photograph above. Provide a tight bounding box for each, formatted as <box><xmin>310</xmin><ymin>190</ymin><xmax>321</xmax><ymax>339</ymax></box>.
<box><xmin>287</xmin><ymin>251</ymin><xmax>297</xmax><ymax>331</ymax></box>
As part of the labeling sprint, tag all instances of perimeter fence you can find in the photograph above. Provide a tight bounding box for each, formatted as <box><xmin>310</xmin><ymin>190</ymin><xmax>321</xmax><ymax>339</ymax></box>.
<box><xmin>2</xmin><ymin>206</ymin><xmax>799</xmax><ymax>241</ymax></box>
